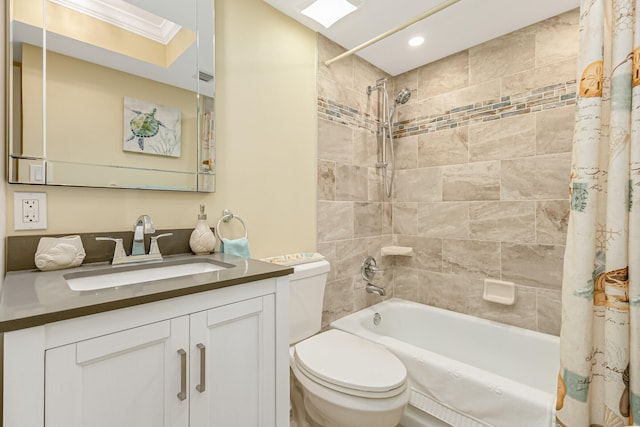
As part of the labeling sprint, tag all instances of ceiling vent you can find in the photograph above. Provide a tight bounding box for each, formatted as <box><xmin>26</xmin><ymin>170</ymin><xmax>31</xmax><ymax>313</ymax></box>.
<box><xmin>198</xmin><ymin>71</ymin><xmax>214</xmax><ymax>82</ymax></box>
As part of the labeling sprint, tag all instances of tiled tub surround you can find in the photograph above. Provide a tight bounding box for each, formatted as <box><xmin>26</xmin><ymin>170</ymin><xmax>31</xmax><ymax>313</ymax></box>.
<box><xmin>316</xmin><ymin>9</ymin><xmax>578</xmax><ymax>335</ymax></box>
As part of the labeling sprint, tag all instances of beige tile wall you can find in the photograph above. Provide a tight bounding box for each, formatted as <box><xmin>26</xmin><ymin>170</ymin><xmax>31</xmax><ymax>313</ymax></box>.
<box><xmin>317</xmin><ymin>9</ymin><xmax>579</xmax><ymax>335</ymax></box>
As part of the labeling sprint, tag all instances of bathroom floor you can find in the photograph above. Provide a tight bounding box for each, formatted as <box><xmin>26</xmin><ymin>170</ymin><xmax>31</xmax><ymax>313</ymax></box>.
<box><xmin>290</xmin><ymin>404</ymin><xmax>404</xmax><ymax>426</ymax></box>
<box><xmin>290</xmin><ymin>420</ymin><xmax>404</xmax><ymax>427</ymax></box>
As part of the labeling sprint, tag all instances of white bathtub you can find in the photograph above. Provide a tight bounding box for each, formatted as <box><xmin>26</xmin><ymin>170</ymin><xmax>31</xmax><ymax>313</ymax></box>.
<box><xmin>330</xmin><ymin>298</ymin><xmax>559</xmax><ymax>427</ymax></box>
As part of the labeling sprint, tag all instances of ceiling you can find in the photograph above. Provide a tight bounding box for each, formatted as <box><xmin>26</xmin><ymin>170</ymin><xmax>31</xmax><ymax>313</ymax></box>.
<box><xmin>11</xmin><ymin>0</ymin><xmax>214</xmax><ymax>96</ymax></box>
<box><xmin>263</xmin><ymin>0</ymin><xmax>580</xmax><ymax>76</ymax></box>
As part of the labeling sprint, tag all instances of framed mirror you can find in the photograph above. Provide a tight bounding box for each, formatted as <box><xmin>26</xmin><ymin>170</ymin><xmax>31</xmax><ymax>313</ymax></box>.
<box><xmin>7</xmin><ymin>0</ymin><xmax>215</xmax><ymax>192</ymax></box>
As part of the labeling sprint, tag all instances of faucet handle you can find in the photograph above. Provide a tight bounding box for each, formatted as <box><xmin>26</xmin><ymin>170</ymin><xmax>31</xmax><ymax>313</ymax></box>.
<box><xmin>96</xmin><ymin>237</ymin><xmax>127</xmax><ymax>260</ymax></box>
<box><xmin>361</xmin><ymin>256</ymin><xmax>383</xmax><ymax>281</ymax></box>
<box><xmin>149</xmin><ymin>233</ymin><xmax>173</xmax><ymax>255</ymax></box>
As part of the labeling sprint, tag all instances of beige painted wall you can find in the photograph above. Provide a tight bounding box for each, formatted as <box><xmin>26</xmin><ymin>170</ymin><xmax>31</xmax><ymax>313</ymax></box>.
<box><xmin>20</xmin><ymin>44</ymin><xmax>197</xmax><ymax>174</ymax></box>
<box><xmin>4</xmin><ymin>0</ymin><xmax>318</xmax><ymax>260</ymax></box>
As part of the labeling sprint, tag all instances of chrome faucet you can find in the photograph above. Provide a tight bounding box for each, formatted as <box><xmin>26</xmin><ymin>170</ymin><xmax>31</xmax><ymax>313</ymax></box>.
<box><xmin>97</xmin><ymin>215</ymin><xmax>173</xmax><ymax>265</ymax></box>
<box><xmin>132</xmin><ymin>215</ymin><xmax>155</xmax><ymax>255</ymax></box>
<box><xmin>361</xmin><ymin>256</ymin><xmax>387</xmax><ymax>296</ymax></box>
<box><xmin>366</xmin><ymin>283</ymin><xmax>386</xmax><ymax>297</ymax></box>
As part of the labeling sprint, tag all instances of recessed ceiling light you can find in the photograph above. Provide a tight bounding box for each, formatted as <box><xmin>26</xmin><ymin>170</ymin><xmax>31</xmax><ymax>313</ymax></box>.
<box><xmin>301</xmin><ymin>0</ymin><xmax>358</xmax><ymax>28</ymax></box>
<box><xmin>408</xmin><ymin>36</ymin><xmax>425</xmax><ymax>47</ymax></box>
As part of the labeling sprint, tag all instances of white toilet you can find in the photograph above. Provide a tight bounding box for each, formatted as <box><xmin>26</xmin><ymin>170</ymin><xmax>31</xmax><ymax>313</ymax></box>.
<box><xmin>288</xmin><ymin>259</ymin><xmax>410</xmax><ymax>427</ymax></box>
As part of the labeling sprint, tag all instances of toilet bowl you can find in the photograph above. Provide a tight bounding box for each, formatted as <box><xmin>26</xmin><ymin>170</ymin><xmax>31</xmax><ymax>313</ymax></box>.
<box><xmin>282</xmin><ymin>257</ymin><xmax>409</xmax><ymax>427</ymax></box>
<box><xmin>290</xmin><ymin>329</ymin><xmax>409</xmax><ymax>427</ymax></box>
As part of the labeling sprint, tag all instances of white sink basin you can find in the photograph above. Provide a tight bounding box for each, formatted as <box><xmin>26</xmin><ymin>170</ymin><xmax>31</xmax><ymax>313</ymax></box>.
<box><xmin>64</xmin><ymin>260</ymin><xmax>231</xmax><ymax>292</ymax></box>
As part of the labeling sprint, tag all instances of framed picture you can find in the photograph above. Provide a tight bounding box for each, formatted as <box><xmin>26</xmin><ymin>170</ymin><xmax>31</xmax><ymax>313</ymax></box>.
<box><xmin>123</xmin><ymin>97</ymin><xmax>181</xmax><ymax>157</ymax></box>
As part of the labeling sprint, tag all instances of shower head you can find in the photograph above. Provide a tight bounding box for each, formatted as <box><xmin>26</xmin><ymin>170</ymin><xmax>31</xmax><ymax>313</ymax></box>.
<box><xmin>395</xmin><ymin>88</ymin><xmax>411</xmax><ymax>105</ymax></box>
<box><xmin>388</xmin><ymin>88</ymin><xmax>411</xmax><ymax>121</ymax></box>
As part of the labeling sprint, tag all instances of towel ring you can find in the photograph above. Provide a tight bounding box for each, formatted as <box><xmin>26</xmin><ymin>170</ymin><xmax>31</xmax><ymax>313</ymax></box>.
<box><xmin>216</xmin><ymin>209</ymin><xmax>248</xmax><ymax>240</ymax></box>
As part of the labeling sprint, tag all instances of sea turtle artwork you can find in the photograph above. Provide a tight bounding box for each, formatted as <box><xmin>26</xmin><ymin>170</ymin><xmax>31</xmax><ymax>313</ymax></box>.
<box><xmin>123</xmin><ymin>97</ymin><xmax>182</xmax><ymax>158</ymax></box>
<box><xmin>126</xmin><ymin>107</ymin><xmax>165</xmax><ymax>150</ymax></box>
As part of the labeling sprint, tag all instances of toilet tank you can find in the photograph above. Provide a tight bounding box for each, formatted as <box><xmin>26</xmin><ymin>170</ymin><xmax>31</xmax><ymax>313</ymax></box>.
<box><xmin>289</xmin><ymin>260</ymin><xmax>330</xmax><ymax>345</ymax></box>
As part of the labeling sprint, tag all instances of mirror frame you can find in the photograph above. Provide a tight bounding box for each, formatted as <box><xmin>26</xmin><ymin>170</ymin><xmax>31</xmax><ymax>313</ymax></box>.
<box><xmin>5</xmin><ymin>0</ymin><xmax>215</xmax><ymax>192</ymax></box>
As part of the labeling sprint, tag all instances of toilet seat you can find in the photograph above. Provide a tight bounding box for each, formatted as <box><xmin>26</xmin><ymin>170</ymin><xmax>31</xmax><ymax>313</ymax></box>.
<box><xmin>293</xmin><ymin>329</ymin><xmax>407</xmax><ymax>399</ymax></box>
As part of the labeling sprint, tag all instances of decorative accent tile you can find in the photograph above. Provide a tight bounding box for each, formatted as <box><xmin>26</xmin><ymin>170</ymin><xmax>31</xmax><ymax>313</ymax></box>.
<box><xmin>319</xmin><ymin>80</ymin><xmax>576</xmax><ymax>142</ymax></box>
<box><xmin>317</xmin><ymin>98</ymin><xmax>378</xmax><ymax>135</ymax></box>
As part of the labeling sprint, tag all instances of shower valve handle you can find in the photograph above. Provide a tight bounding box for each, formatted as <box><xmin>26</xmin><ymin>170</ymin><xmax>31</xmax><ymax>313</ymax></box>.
<box><xmin>361</xmin><ymin>256</ymin><xmax>383</xmax><ymax>282</ymax></box>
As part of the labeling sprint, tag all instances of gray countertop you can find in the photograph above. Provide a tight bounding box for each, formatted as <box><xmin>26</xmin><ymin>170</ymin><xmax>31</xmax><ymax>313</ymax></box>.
<box><xmin>0</xmin><ymin>253</ymin><xmax>293</xmax><ymax>333</ymax></box>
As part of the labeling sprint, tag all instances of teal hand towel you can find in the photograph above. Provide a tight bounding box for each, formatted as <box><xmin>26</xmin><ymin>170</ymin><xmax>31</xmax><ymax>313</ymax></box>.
<box><xmin>221</xmin><ymin>237</ymin><xmax>251</xmax><ymax>258</ymax></box>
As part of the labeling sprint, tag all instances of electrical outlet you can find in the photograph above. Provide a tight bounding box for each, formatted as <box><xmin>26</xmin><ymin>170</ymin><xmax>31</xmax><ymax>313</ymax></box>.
<box><xmin>14</xmin><ymin>192</ymin><xmax>47</xmax><ymax>230</ymax></box>
<box><xmin>23</xmin><ymin>199</ymin><xmax>39</xmax><ymax>223</ymax></box>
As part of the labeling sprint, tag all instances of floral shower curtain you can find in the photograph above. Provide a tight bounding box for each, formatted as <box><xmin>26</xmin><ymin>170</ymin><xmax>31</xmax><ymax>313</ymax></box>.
<box><xmin>556</xmin><ymin>0</ymin><xmax>640</xmax><ymax>426</ymax></box>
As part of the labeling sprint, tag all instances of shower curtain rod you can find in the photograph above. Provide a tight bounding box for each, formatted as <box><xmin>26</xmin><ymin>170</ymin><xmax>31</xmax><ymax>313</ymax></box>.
<box><xmin>324</xmin><ymin>0</ymin><xmax>462</xmax><ymax>67</ymax></box>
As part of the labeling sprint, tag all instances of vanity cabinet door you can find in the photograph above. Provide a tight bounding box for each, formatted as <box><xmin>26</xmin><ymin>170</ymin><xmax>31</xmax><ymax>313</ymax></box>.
<box><xmin>189</xmin><ymin>294</ymin><xmax>276</xmax><ymax>427</ymax></box>
<box><xmin>44</xmin><ymin>318</ymin><xmax>190</xmax><ymax>427</ymax></box>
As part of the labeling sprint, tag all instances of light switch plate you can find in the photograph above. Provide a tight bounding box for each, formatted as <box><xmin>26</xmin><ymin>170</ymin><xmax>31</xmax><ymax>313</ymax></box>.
<box><xmin>14</xmin><ymin>192</ymin><xmax>47</xmax><ymax>230</ymax></box>
<box><xmin>29</xmin><ymin>164</ymin><xmax>44</xmax><ymax>183</ymax></box>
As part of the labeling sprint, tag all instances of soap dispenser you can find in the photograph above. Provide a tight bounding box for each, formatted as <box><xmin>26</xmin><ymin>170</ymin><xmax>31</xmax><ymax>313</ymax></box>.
<box><xmin>189</xmin><ymin>205</ymin><xmax>216</xmax><ymax>255</ymax></box>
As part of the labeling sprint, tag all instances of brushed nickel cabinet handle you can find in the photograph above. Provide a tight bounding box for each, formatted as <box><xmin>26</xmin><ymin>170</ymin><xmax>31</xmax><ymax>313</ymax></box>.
<box><xmin>177</xmin><ymin>349</ymin><xmax>187</xmax><ymax>401</ymax></box>
<box><xmin>196</xmin><ymin>343</ymin><xmax>206</xmax><ymax>393</ymax></box>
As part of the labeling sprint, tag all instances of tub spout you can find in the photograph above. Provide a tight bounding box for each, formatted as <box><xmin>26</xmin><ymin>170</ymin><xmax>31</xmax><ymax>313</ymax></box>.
<box><xmin>366</xmin><ymin>283</ymin><xmax>386</xmax><ymax>297</ymax></box>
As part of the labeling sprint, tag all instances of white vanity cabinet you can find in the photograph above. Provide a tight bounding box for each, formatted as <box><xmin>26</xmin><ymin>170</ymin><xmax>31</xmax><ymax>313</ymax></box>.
<box><xmin>189</xmin><ymin>295</ymin><xmax>276</xmax><ymax>426</ymax></box>
<box><xmin>45</xmin><ymin>317</ymin><xmax>191</xmax><ymax>427</ymax></box>
<box><xmin>2</xmin><ymin>276</ymin><xmax>289</xmax><ymax>427</ymax></box>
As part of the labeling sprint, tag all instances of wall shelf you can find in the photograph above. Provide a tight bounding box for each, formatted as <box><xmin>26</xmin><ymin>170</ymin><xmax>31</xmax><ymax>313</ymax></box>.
<box><xmin>381</xmin><ymin>246</ymin><xmax>413</xmax><ymax>257</ymax></box>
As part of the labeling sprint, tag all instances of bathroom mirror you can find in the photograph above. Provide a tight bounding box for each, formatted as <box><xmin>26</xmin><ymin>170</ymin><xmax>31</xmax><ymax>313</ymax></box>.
<box><xmin>7</xmin><ymin>0</ymin><xmax>215</xmax><ymax>192</ymax></box>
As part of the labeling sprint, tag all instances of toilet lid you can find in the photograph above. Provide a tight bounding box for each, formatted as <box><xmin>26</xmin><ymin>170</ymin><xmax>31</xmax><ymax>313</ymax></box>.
<box><xmin>293</xmin><ymin>329</ymin><xmax>407</xmax><ymax>393</ymax></box>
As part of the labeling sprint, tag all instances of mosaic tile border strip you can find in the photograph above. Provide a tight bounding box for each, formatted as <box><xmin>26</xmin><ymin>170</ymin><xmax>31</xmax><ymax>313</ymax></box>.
<box><xmin>317</xmin><ymin>79</ymin><xmax>577</xmax><ymax>138</ymax></box>
<box><xmin>317</xmin><ymin>98</ymin><xmax>378</xmax><ymax>134</ymax></box>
